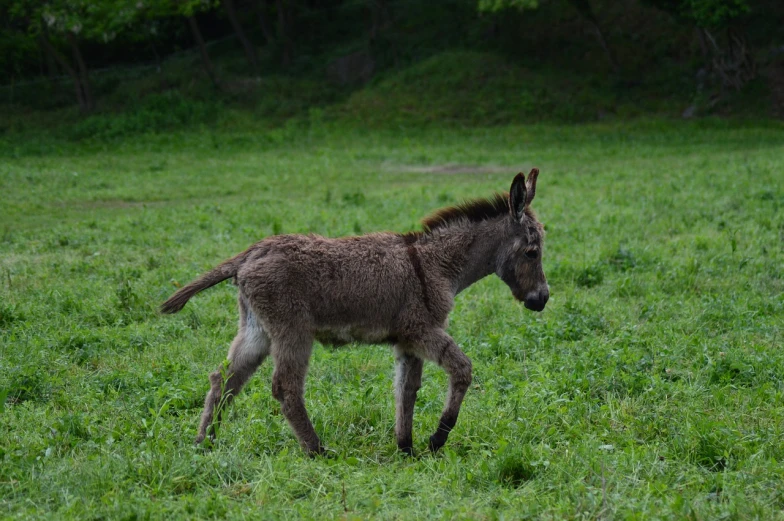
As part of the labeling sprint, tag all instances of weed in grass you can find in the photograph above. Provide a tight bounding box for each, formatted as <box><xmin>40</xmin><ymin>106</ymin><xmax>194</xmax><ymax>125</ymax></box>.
<box><xmin>575</xmin><ymin>264</ymin><xmax>605</xmax><ymax>288</ymax></box>
<box><xmin>708</xmin><ymin>353</ymin><xmax>756</xmax><ymax>387</ymax></box>
<box><xmin>0</xmin><ymin>303</ymin><xmax>22</xmax><ymax>329</ymax></box>
<box><xmin>342</xmin><ymin>191</ymin><xmax>367</xmax><ymax>206</ymax></box>
<box><xmin>690</xmin><ymin>425</ymin><xmax>738</xmax><ymax>473</ymax></box>
<box><xmin>56</xmin><ymin>331</ymin><xmax>105</xmax><ymax>366</ymax></box>
<box><xmin>493</xmin><ymin>446</ymin><xmax>542</xmax><ymax>488</ymax></box>
<box><xmin>7</xmin><ymin>366</ymin><xmax>50</xmax><ymax>404</ymax></box>
<box><xmin>605</xmin><ymin>245</ymin><xmax>638</xmax><ymax>271</ymax></box>
<box><xmin>555</xmin><ymin>302</ymin><xmax>607</xmax><ymax>342</ymax></box>
<box><xmin>115</xmin><ymin>279</ymin><xmax>151</xmax><ymax>323</ymax></box>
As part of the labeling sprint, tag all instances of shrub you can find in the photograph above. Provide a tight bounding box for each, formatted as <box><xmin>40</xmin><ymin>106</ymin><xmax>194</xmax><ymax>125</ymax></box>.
<box><xmin>69</xmin><ymin>91</ymin><xmax>221</xmax><ymax>141</ymax></box>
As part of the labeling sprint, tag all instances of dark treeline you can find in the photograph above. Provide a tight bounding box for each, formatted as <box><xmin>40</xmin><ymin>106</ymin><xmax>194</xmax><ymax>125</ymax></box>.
<box><xmin>1</xmin><ymin>0</ymin><xmax>782</xmax><ymax>114</ymax></box>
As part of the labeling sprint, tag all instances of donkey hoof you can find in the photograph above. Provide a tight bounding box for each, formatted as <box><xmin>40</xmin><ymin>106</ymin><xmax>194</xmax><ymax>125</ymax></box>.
<box><xmin>306</xmin><ymin>445</ymin><xmax>327</xmax><ymax>458</ymax></box>
<box><xmin>195</xmin><ymin>433</ymin><xmax>216</xmax><ymax>450</ymax></box>
<box><xmin>428</xmin><ymin>434</ymin><xmax>446</xmax><ymax>453</ymax></box>
<box><xmin>398</xmin><ymin>444</ymin><xmax>415</xmax><ymax>457</ymax></box>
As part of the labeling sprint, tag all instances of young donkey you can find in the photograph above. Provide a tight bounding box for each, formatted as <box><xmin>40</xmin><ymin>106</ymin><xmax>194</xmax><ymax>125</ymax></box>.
<box><xmin>161</xmin><ymin>170</ymin><xmax>548</xmax><ymax>455</ymax></box>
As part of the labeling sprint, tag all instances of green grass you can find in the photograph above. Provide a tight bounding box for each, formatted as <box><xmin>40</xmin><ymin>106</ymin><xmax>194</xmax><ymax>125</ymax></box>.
<box><xmin>1</xmin><ymin>119</ymin><xmax>783</xmax><ymax>519</ymax></box>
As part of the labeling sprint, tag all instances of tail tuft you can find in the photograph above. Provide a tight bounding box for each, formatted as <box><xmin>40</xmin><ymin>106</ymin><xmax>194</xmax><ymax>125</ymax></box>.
<box><xmin>159</xmin><ymin>249</ymin><xmax>251</xmax><ymax>314</ymax></box>
<box><xmin>160</xmin><ymin>289</ymin><xmax>195</xmax><ymax>314</ymax></box>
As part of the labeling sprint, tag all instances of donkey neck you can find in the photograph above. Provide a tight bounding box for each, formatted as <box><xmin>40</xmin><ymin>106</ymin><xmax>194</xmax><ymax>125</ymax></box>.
<box><xmin>416</xmin><ymin>217</ymin><xmax>509</xmax><ymax>296</ymax></box>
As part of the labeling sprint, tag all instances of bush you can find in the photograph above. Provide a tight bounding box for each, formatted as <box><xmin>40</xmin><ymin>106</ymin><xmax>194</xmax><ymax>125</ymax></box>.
<box><xmin>69</xmin><ymin>91</ymin><xmax>221</xmax><ymax>141</ymax></box>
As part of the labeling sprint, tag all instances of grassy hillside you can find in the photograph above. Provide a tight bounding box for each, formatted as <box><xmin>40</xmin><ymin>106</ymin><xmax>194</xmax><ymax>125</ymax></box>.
<box><xmin>1</xmin><ymin>119</ymin><xmax>783</xmax><ymax>519</ymax></box>
<box><xmin>2</xmin><ymin>40</ymin><xmax>780</xmax><ymax>155</ymax></box>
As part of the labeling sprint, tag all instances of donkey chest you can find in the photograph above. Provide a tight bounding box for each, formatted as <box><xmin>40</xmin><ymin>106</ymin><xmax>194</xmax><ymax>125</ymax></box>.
<box><xmin>314</xmin><ymin>326</ymin><xmax>396</xmax><ymax>347</ymax></box>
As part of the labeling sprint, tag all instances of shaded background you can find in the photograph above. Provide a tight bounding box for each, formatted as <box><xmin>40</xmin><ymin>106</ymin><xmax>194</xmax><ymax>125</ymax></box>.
<box><xmin>2</xmin><ymin>0</ymin><xmax>783</xmax><ymax>137</ymax></box>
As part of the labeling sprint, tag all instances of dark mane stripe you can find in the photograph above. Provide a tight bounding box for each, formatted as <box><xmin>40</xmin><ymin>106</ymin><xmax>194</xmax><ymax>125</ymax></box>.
<box><xmin>421</xmin><ymin>192</ymin><xmax>509</xmax><ymax>233</ymax></box>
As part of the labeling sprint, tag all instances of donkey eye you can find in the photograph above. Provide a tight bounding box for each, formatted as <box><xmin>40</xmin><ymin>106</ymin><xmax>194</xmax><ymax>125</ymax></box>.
<box><xmin>524</xmin><ymin>249</ymin><xmax>539</xmax><ymax>260</ymax></box>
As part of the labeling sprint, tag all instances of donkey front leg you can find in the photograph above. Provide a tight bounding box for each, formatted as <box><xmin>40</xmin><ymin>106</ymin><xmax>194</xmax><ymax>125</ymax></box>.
<box><xmin>412</xmin><ymin>329</ymin><xmax>473</xmax><ymax>453</ymax></box>
<box><xmin>195</xmin><ymin>304</ymin><xmax>270</xmax><ymax>444</ymax></box>
<box><xmin>270</xmin><ymin>336</ymin><xmax>323</xmax><ymax>455</ymax></box>
<box><xmin>394</xmin><ymin>349</ymin><xmax>424</xmax><ymax>455</ymax></box>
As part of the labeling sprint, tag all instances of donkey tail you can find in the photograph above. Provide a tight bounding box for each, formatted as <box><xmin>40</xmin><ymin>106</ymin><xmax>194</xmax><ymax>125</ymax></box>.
<box><xmin>160</xmin><ymin>249</ymin><xmax>251</xmax><ymax>314</ymax></box>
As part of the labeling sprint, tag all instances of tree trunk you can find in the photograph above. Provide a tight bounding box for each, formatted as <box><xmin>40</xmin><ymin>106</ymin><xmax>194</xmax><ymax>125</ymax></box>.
<box><xmin>187</xmin><ymin>15</ymin><xmax>220</xmax><ymax>88</ymax></box>
<box><xmin>38</xmin><ymin>34</ymin><xmax>60</xmax><ymax>90</ymax></box>
<box><xmin>276</xmin><ymin>0</ymin><xmax>293</xmax><ymax>67</ymax></box>
<box><xmin>367</xmin><ymin>0</ymin><xmax>397</xmax><ymax>66</ymax></box>
<box><xmin>255</xmin><ymin>0</ymin><xmax>275</xmax><ymax>46</ymax></box>
<box><xmin>150</xmin><ymin>40</ymin><xmax>162</xmax><ymax>72</ymax></box>
<box><xmin>66</xmin><ymin>32</ymin><xmax>94</xmax><ymax>112</ymax></box>
<box><xmin>369</xmin><ymin>0</ymin><xmax>381</xmax><ymax>42</ymax></box>
<box><xmin>38</xmin><ymin>33</ymin><xmax>88</xmax><ymax>112</ymax></box>
<box><xmin>701</xmin><ymin>27</ymin><xmax>756</xmax><ymax>92</ymax></box>
<box><xmin>696</xmin><ymin>28</ymin><xmax>710</xmax><ymax>62</ymax></box>
<box><xmin>567</xmin><ymin>0</ymin><xmax>619</xmax><ymax>73</ymax></box>
<box><xmin>223</xmin><ymin>0</ymin><xmax>261</xmax><ymax>75</ymax></box>
<box><xmin>587</xmin><ymin>20</ymin><xmax>620</xmax><ymax>74</ymax></box>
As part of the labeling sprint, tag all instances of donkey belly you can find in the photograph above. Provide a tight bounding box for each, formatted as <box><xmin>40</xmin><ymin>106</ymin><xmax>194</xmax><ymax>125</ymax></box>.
<box><xmin>315</xmin><ymin>326</ymin><xmax>395</xmax><ymax>347</ymax></box>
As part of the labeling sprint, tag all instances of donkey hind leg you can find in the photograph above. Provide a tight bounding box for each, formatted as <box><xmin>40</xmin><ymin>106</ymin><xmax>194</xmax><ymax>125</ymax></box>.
<box><xmin>412</xmin><ymin>329</ymin><xmax>472</xmax><ymax>453</ymax></box>
<box><xmin>394</xmin><ymin>348</ymin><xmax>423</xmax><ymax>455</ymax></box>
<box><xmin>195</xmin><ymin>302</ymin><xmax>270</xmax><ymax>445</ymax></box>
<box><xmin>270</xmin><ymin>335</ymin><xmax>323</xmax><ymax>455</ymax></box>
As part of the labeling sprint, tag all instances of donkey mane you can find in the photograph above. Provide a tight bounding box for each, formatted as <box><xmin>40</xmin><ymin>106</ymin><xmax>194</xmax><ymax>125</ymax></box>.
<box><xmin>410</xmin><ymin>191</ymin><xmax>538</xmax><ymax>236</ymax></box>
<box><xmin>398</xmin><ymin>191</ymin><xmax>541</xmax><ymax>245</ymax></box>
<box><xmin>421</xmin><ymin>192</ymin><xmax>510</xmax><ymax>233</ymax></box>
<box><xmin>400</xmin><ymin>192</ymin><xmax>521</xmax><ymax>244</ymax></box>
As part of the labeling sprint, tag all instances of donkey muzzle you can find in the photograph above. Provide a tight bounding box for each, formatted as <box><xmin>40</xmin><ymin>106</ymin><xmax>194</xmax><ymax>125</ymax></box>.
<box><xmin>523</xmin><ymin>288</ymin><xmax>549</xmax><ymax>312</ymax></box>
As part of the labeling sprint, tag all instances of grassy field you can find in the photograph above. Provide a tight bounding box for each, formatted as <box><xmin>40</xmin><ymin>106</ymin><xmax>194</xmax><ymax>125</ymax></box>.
<box><xmin>1</xmin><ymin>120</ymin><xmax>783</xmax><ymax>519</ymax></box>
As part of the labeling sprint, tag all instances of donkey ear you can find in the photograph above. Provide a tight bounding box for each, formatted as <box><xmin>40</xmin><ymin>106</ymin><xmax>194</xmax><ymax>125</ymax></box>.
<box><xmin>525</xmin><ymin>168</ymin><xmax>539</xmax><ymax>207</ymax></box>
<box><xmin>509</xmin><ymin>172</ymin><xmax>528</xmax><ymax>222</ymax></box>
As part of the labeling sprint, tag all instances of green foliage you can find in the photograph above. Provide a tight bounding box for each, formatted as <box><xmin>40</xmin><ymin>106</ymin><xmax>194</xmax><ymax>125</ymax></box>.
<box><xmin>686</xmin><ymin>0</ymin><xmax>749</xmax><ymax>27</ymax></box>
<box><xmin>136</xmin><ymin>0</ymin><xmax>217</xmax><ymax>41</ymax></box>
<box><xmin>477</xmin><ymin>0</ymin><xmax>539</xmax><ymax>12</ymax></box>
<box><xmin>338</xmin><ymin>51</ymin><xmax>630</xmax><ymax>125</ymax></box>
<box><xmin>0</xmin><ymin>27</ymin><xmax>37</xmax><ymax>77</ymax></box>
<box><xmin>2</xmin><ymin>0</ymin><xmax>781</xmax><ymax>119</ymax></box>
<box><xmin>141</xmin><ymin>0</ymin><xmax>216</xmax><ymax>18</ymax></box>
<box><xmin>9</xmin><ymin>0</ymin><xmax>140</xmax><ymax>41</ymax></box>
<box><xmin>644</xmin><ymin>0</ymin><xmax>750</xmax><ymax>28</ymax></box>
<box><xmin>69</xmin><ymin>91</ymin><xmax>221</xmax><ymax>140</ymax></box>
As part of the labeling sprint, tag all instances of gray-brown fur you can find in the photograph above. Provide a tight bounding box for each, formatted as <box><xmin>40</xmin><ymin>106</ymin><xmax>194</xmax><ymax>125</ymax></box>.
<box><xmin>161</xmin><ymin>170</ymin><xmax>549</xmax><ymax>455</ymax></box>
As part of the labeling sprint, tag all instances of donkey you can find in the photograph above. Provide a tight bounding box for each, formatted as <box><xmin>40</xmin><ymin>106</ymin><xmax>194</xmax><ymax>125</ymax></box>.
<box><xmin>160</xmin><ymin>169</ymin><xmax>548</xmax><ymax>455</ymax></box>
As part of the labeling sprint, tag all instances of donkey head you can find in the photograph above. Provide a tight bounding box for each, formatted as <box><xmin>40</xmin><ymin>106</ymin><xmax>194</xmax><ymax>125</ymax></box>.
<box><xmin>496</xmin><ymin>169</ymin><xmax>549</xmax><ymax>312</ymax></box>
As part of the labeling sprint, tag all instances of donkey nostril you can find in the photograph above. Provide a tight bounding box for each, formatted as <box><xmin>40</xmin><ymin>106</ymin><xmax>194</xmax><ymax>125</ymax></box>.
<box><xmin>523</xmin><ymin>291</ymin><xmax>547</xmax><ymax>312</ymax></box>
